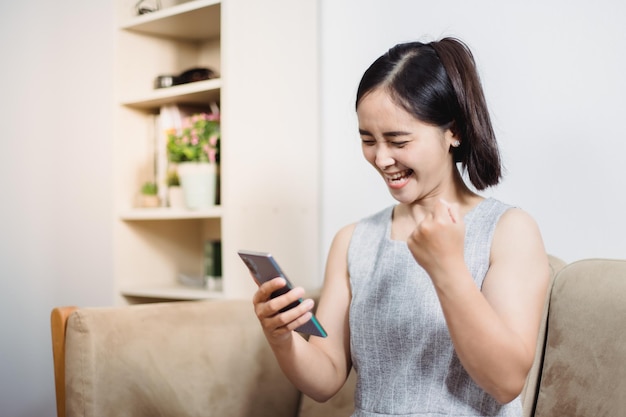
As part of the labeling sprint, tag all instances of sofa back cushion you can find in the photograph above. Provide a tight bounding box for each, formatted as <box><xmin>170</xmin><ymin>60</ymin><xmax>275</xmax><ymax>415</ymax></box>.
<box><xmin>64</xmin><ymin>300</ymin><xmax>300</xmax><ymax>417</ymax></box>
<box><xmin>532</xmin><ymin>258</ymin><xmax>626</xmax><ymax>416</ymax></box>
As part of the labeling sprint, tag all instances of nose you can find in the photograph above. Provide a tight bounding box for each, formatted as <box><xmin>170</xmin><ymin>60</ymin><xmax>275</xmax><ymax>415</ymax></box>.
<box><xmin>374</xmin><ymin>144</ymin><xmax>395</xmax><ymax>169</ymax></box>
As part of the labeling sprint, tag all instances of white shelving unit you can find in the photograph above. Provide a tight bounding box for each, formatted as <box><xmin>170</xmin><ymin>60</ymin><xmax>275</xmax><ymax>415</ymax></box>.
<box><xmin>113</xmin><ymin>0</ymin><xmax>320</xmax><ymax>303</ymax></box>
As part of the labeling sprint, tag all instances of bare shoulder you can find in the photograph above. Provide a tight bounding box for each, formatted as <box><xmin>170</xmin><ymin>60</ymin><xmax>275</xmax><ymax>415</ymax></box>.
<box><xmin>491</xmin><ymin>207</ymin><xmax>546</xmax><ymax>261</ymax></box>
<box><xmin>497</xmin><ymin>206</ymin><xmax>541</xmax><ymax>233</ymax></box>
<box><xmin>331</xmin><ymin>223</ymin><xmax>357</xmax><ymax>253</ymax></box>
<box><xmin>485</xmin><ymin>206</ymin><xmax>550</xmax><ymax>306</ymax></box>
<box><xmin>324</xmin><ymin>223</ymin><xmax>357</xmax><ymax>279</ymax></box>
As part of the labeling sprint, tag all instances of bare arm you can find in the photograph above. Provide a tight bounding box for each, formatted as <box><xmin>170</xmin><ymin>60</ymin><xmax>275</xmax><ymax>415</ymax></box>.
<box><xmin>408</xmin><ymin>201</ymin><xmax>550</xmax><ymax>404</ymax></box>
<box><xmin>252</xmin><ymin>224</ymin><xmax>354</xmax><ymax>402</ymax></box>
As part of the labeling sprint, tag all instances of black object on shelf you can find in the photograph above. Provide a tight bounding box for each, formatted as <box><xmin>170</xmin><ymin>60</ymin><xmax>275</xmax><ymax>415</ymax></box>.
<box><xmin>135</xmin><ymin>0</ymin><xmax>161</xmax><ymax>15</ymax></box>
<box><xmin>154</xmin><ymin>67</ymin><xmax>218</xmax><ymax>89</ymax></box>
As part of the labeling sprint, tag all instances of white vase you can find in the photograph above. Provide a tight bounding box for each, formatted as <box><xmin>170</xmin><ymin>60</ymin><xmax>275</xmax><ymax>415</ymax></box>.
<box><xmin>177</xmin><ymin>162</ymin><xmax>217</xmax><ymax>209</ymax></box>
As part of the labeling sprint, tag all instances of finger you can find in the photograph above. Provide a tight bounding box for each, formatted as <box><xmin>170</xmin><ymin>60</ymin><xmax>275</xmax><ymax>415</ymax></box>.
<box><xmin>284</xmin><ymin>310</ymin><xmax>314</xmax><ymax>332</ymax></box>
<box><xmin>266</xmin><ymin>286</ymin><xmax>305</xmax><ymax>315</ymax></box>
<box><xmin>256</xmin><ymin>284</ymin><xmax>305</xmax><ymax>323</ymax></box>
<box><xmin>252</xmin><ymin>277</ymin><xmax>287</xmax><ymax>304</ymax></box>
<box><xmin>263</xmin><ymin>297</ymin><xmax>314</xmax><ymax>337</ymax></box>
<box><xmin>438</xmin><ymin>198</ymin><xmax>458</xmax><ymax>223</ymax></box>
<box><xmin>415</xmin><ymin>207</ymin><xmax>434</xmax><ymax>234</ymax></box>
<box><xmin>274</xmin><ymin>298</ymin><xmax>315</xmax><ymax>329</ymax></box>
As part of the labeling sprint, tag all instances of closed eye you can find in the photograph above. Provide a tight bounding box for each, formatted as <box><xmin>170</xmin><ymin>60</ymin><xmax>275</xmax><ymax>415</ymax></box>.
<box><xmin>384</xmin><ymin>130</ymin><xmax>411</xmax><ymax>148</ymax></box>
<box><xmin>359</xmin><ymin>129</ymin><xmax>376</xmax><ymax>146</ymax></box>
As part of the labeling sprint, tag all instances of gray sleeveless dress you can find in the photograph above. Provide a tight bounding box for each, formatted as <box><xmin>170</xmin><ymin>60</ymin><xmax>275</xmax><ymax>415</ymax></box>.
<box><xmin>348</xmin><ymin>198</ymin><xmax>522</xmax><ymax>417</ymax></box>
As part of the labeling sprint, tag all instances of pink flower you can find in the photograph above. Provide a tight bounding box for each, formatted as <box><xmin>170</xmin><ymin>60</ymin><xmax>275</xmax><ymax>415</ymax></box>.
<box><xmin>208</xmin><ymin>148</ymin><xmax>217</xmax><ymax>163</ymax></box>
<box><xmin>203</xmin><ymin>145</ymin><xmax>217</xmax><ymax>163</ymax></box>
<box><xmin>167</xmin><ymin>112</ymin><xmax>220</xmax><ymax>163</ymax></box>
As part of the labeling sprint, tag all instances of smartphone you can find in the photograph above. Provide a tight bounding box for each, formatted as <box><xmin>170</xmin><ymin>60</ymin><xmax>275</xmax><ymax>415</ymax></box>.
<box><xmin>238</xmin><ymin>250</ymin><xmax>327</xmax><ymax>338</ymax></box>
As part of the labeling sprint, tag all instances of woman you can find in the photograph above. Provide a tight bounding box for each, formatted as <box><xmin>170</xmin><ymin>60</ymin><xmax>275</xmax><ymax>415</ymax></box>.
<box><xmin>252</xmin><ymin>37</ymin><xmax>550</xmax><ymax>417</ymax></box>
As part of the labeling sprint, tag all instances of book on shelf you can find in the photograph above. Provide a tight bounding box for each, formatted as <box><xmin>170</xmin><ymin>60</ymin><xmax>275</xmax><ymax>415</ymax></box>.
<box><xmin>175</xmin><ymin>240</ymin><xmax>222</xmax><ymax>291</ymax></box>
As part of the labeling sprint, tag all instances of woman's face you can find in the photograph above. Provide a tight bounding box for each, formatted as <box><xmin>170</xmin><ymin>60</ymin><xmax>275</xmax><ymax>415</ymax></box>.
<box><xmin>357</xmin><ymin>88</ymin><xmax>458</xmax><ymax>205</ymax></box>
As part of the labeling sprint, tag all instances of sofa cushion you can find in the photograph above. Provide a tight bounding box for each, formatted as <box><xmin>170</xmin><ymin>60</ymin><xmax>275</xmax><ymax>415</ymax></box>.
<box><xmin>64</xmin><ymin>300</ymin><xmax>300</xmax><ymax>417</ymax></box>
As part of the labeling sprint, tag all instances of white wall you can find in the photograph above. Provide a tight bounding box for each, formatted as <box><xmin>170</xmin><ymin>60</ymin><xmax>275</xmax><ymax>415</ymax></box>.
<box><xmin>0</xmin><ymin>1</ymin><xmax>114</xmax><ymax>415</ymax></box>
<box><xmin>320</xmin><ymin>0</ymin><xmax>626</xmax><ymax>266</ymax></box>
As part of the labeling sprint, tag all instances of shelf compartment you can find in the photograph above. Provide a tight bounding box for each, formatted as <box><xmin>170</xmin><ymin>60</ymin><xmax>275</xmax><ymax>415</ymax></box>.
<box><xmin>120</xmin><ymin>0</ymin><xmax>221</xmax><ymax>41</ymax></box>
<box><xmin>120</xmin><ymin>206</ymin><xmax>222</xmax><ymax>221</ymax></box>
<box><xmin>121</xmin><ymin>283</ymin><xmax>224</xmax><ymax>301</ymax></box>
<box><xmin>121</xmin><ymin>78</ymin><xmax>221</xmax><ymax>110</ymax></box>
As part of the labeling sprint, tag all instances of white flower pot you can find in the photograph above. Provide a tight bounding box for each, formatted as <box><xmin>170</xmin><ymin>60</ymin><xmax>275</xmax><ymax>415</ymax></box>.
<box><xmin>177</xmin><ymin>162</ymin><xmax>218</xmax><ymax>209</ymax></box>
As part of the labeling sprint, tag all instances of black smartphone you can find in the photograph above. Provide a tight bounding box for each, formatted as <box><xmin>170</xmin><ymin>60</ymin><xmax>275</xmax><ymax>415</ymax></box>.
<box><xmin>238</xmin><ymin>250</ymin><xmax>327</xmax><ymax>338</ymax></box>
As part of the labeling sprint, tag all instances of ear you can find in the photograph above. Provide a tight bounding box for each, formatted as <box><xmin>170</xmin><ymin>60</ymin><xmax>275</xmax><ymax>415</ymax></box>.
<box><xmin>448</xmin><ymin>120</ymin><xmax>459</xmax><ymax>137</ymax></box>
<box><xmin>444</xmin><ymin>125</ymin><xmax>460</xmax><ymax>150</ymax></box>
<box><xmin>445</xmin><ymin>120</ymin><xmax>461</xmax><ymax>148</ymax></box>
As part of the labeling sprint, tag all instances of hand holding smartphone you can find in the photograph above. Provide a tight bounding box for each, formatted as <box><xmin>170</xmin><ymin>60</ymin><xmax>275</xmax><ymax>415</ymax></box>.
<box><xmin>238</xmin><ymin>250</ymin><xmax>327</xmax><ymax>338</ymax></box>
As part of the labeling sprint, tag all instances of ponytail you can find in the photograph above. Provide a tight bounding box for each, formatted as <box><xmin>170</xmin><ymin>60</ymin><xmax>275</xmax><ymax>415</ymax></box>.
<box><xmin>429</xmin><ymin>38</ymin><xmax>501</xmax><ymax>189</ymax></box>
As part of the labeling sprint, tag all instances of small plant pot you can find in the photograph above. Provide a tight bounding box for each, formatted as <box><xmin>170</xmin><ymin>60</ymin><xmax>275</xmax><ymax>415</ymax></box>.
<box><xmin>168</xmin><ymin>186</ymin><xmax>186</xmax><ymax>209</ymax></box>
<box><xmin>141</xmin><ymin>195</ymin><xmax>160</xmax><ymax>208</ymax></box>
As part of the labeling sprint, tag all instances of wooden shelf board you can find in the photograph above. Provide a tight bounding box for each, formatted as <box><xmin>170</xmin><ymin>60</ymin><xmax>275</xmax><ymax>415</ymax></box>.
<box><xmin>121</xmin><ymin>78</ymin><xmax>221</xmax><ymax>110</ymax></box>
<box><xmin>119</xmin><ymin>206</ymin><xmax>222</xmax><ymax>220</ymax></box>
<box><xmin>121</xmin><ymin>283</ymin><xmax>225</xmax><ymax>301</ymax></box>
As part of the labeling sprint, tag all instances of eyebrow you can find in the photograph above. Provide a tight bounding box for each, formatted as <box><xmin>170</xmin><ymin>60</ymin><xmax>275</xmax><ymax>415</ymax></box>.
<box><xmin>359</xmin><ymin>129</ymin><xmax>411</xmax><ymax>137</ymax></box>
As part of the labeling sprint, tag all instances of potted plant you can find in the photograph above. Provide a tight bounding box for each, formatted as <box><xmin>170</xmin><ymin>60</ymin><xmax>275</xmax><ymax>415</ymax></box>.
<box><xmin>140</xmin><ymin>181</ymin><xmax>160</xmax><ymax>208</ymax></box>
<box><xmin>166</xmin><ymin>112</ymin><xmax>220</xmax><ymax>209</ymax></box>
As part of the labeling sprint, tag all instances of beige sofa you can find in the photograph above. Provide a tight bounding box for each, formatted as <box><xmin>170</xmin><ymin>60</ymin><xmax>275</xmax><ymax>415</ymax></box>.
<box><xmin>51</xmin><ymin>257</ymin><xmax>626</xmax><ymax>417</ymax></box>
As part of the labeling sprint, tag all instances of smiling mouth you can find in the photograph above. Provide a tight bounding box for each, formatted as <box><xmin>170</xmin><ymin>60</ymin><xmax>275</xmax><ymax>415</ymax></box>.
<box><xmin>385</xmin><ymin>169</ymin><xmax>414</xmax><ymax>186</ymax></box>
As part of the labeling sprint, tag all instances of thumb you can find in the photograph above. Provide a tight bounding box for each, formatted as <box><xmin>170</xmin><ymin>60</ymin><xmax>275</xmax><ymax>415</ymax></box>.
<box><xmin>438</xmin><ymin>198</ymin><xmax>459</xmax><ymax>224</ymax></box>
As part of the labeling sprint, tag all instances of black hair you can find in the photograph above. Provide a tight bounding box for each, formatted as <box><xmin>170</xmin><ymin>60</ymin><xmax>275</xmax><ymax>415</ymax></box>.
<box><xmin>355</xmin><ymin>37</ymin><xmax>501</xmax><ymax>190</ymax></box>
